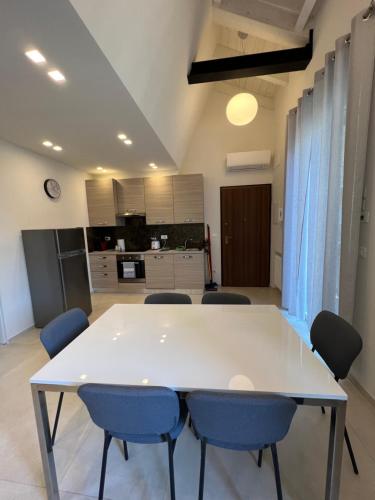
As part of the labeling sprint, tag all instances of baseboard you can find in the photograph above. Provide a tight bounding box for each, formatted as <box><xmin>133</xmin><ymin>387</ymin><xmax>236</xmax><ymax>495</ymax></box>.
<box><xmin>348</xmin><ymin>375</ymin><xmax>375</xmax><ymax>408</ymax></box>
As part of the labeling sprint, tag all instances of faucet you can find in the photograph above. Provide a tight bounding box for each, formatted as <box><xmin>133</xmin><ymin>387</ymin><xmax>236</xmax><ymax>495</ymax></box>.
<box><xmin>184</xmin><ymin>238</ymin><xmax>193</xmax><ymax>250</ymax></box>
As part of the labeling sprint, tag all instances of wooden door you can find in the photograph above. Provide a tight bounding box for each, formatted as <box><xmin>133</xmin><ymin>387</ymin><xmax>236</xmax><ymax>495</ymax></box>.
<box><xmin>173</xmin><ymin>174</ymin><xmax>204</xmax><ymax>223</ymax></box>
<box><xmin>221</xmin><ymin>184</ymin><xmax>271</xmax><ymax>286</ymax></box>
<box><xmin>117</xmin><ymin>178</ymin><xmax>145</xmax><ymax>215</ymax></box>
<box><xmin>85</xmin><ymin>179</ymin><xmax>117</xmax><ymax>226</ymax></box>
<box><xmin>144</xmin><ymin>176</ymin><xmax>174</xmax><ymax>224</ymax></box>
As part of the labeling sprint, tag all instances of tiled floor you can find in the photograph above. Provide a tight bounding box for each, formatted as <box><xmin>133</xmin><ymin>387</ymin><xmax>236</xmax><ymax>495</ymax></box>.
<box><xmin>1</xmin><ymin>288</ymin><xmax>375</xmax><ymax>499</ymax></box>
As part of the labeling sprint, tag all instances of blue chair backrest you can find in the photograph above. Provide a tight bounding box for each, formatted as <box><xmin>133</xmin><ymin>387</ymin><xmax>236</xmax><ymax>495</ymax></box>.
<box><xmin>40</xmin><ymin>308</ymin><xmax>89</xmax><ymax>359</ymax></box>
<box><xmin>78</xmin><ymin>384</ymin><xmax>181</xmax><ymax>436</ymax></box>
<box><xmin>310</xmin><ymin>310</ymin><xmax>363</xmax><ymax>380</ymax></box>
<box><xmin>187</xmin><ymin>391</ymin><xmax>296</xmax><ymax>448</ymax></box>
<box><xmin>145</xmin><ymin>293</ymin><xmax>192</xmax><ymax>304</ymax></box>
<box><xmin>201</xmin><ymin>292</ymin><xmax>250</xmax><ymax>305</ymax></box>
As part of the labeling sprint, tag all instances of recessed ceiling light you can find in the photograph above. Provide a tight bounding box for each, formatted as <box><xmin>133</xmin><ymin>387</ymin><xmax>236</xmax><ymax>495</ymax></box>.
<box><xmin>124</xmin><ymin>139</ymin><xmax>132</xmax><ymax>145</ymax></box>
<box><xmin>52</xmin><ymin>145</ymin><xmax>62</xmax><ymax>151</ymax></box>
<box><xmin>117</xmin><ymin>133</ymin><xmax>127</xmax><ymax>140</ymax></box>
<box><xmin>25</xmin><ymin>49</ymin><xmax>46</xmax><ymax>64</ymax></box>
<box><xmin>42</xmin><ymin>140</ymin><xmax>53</xmax><ymax>148</ymax></box>
<box><xmin>48</xmin><ymin>70</ymin><xmax>66</xmax><ymax>82</ymax></box>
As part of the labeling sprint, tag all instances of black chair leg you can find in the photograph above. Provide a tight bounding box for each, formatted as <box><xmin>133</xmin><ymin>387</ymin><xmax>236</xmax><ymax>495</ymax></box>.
<box><xmin>99</xmin><ymin>431</ymin><xmax>112</xmax><ymax>500</ymax></box>
<box><xmin>199</xmin><ymin>439</ymin><xmax>207</xmax><ymax>500</ymax></box>
<box><xmin>321</xmin><ymin>406</ymin><xmax>326</xmax><ymax>415</ymax></box>
<box><xmin>257</xmin><ymin>449</ymin><xmax>263</xmax><ymax>468</ymax></box>
<box><xmin>51</xmin><ymin>392</ymin><xmax>64</xmax><ymax>446</ymax></box>
<box><xmin>271</xmin><ymin>443</ymin><xmax>283</xmax><ymax>500</ymax></box>
<box><xmin>344</xmin><ymin>427</ymin><xmax>359</xmax><ymax>475</ymax></box>
<box><xmin>123</xmin><ymin>440</ymin><xmax>129</xmax><ymax>461</ymax></box>
<box><xmin>166</xmin><ymin>436</ymin><xmax>176</xmax><ymax>500</ymax></box>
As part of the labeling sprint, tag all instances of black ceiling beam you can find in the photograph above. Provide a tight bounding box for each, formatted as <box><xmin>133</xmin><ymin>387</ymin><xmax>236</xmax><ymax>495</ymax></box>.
<box><xmin>188</xmin><ymin>30</ymin><xmax>313</xmax><ymax>85</ymax></box>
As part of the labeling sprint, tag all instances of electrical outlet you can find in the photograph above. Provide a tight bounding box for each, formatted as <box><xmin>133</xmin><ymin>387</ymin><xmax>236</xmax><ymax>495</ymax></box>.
<box><xmin>359</xmin><ymin>247</ymin><xmax>367</xmax><ymax>259</ymax></box>
<box><xmin>361</xmin><ymin>211</ymin><xmax>370</xmax><ymax>223</ymax></box>
<box><xmin>160</xmin><ymin>235</ymin><xmax>168</xmax><ymax>240</ymax></box>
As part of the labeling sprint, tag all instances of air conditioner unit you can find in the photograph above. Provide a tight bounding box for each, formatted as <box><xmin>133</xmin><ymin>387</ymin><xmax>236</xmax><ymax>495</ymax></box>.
<box><xmin>226</xmin><ymin>150</ymin><xmax>272</xmax><ymax>171</ymax></box>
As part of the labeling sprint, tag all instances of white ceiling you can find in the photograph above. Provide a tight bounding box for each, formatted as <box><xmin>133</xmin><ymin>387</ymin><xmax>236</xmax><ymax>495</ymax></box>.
<box><xmin>214</xmin><ymin>0</ymin><xmax>317</xmax><ymax>31</ymax></box>
<box><xmin>0</xmin><ymin>0</ymin><xmax>176</xmax><ymax>177</ymax></box>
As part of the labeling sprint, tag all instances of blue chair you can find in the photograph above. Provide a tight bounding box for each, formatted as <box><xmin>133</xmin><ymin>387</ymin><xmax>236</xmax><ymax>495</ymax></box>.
<box><xmin>201</xmin><ymin>292</ymin><xmax>251</xmax><ymax>305</ymax></box>
<box><xmin>145</xmin><ymin>292</ymin><xmax>192</xmax><ymax>304</ymax></box>
<box><xmin>311</xmin><ymin>311</ymin><xmax>363</xmax><ymax>474</ymax></box>
<box><xmin>78</xmin><ymin>384</ymin><xmax>188</xmax><ymax>500</ymax></box>
<box><xmin>40</xmin><ymin>308</ymin><xmax>88</xmax><ymax>446</ymax></box>
<box><xmin>187</xmin><ymin>391</ymin><xmax>297</xmax><ymax>500</ymax></box>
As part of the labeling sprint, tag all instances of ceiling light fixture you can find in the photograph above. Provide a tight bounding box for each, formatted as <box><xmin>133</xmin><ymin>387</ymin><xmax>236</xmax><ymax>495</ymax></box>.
<box><xmin>48</xmin><ymin>70</ymin><xmax>66</xmax><ymax>83</ymax></box>
<box><xmin>226</xmin><ymin>93</ymin><xmax>258</xmax><ymax>126</ymax></box>
<box><xmin>124</xmin><ymin>139</ymin><xmax>132</xmax><ymax>145</ymax></box>
<box><xmin>25</xmin><ymin>49</ymin><xmax>46</xmax><ymax>64</ymax></box>
<box><xmin>52</xmin><ymin>145</ymin><xmax>62</xmax><ymax>151</ymax></box>
<box><xmin>225</xmin><ymin>32</ymin><xmax>258</xmax><ymax>126</ymax></box>
<box><xmin>42</xmin><ymin>140</ymin><xmax>53</xmax><ymax>148</ymax></box>
<box><xmin>117</xmin><ymin>133</ymin><xmax>127</xmax><ymax>140</ymax></box>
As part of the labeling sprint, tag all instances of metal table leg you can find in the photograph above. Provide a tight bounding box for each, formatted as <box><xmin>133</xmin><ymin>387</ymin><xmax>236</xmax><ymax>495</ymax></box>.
<box><xmin>325</xmin><ymin>401</ymin><xmax>346</xmax><ymax>500</ymax></box>
<box><xmin>31</xmin><ymin>384</ymin><xmax>60</xmax><ymax>500</ymax></box>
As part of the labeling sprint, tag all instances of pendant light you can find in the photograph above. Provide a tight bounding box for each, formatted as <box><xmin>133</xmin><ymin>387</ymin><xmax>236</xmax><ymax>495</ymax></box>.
<box><xmin>226</xmin><ymin>32</ymin><xmax>258</xmax><ymax>126</ymax></box>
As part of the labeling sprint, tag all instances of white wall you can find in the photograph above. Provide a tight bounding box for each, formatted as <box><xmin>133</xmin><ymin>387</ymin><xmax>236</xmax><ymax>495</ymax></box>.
<box><xmin>0</xmin><ymin>139</ymin><xmax>89</xmax><ymax>340</ymax></box>
<box><xmin>273</xmin><ymin>0</ymin><xmax>374</xmax><ymax>397</ymax></box>
<box><xmin>70</xmin><ymin>0</ymin><xmax>217</xmax><ymax>167</ymax></box>
<box><xmin>181</xmin><ymin>87</ymin><xmax>275</xmax><ymax>285</ymax></box>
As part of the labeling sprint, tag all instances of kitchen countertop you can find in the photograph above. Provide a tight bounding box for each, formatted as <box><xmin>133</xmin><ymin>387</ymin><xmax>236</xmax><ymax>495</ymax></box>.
<box><xmin>89</xmin><ymin>249</ymin><xmax>204</xmax><ymax>256</ymax></box>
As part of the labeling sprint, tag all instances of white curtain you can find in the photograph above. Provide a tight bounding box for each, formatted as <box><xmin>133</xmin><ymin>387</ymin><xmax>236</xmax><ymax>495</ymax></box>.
<box><xmin>339</xmin><ymin>8</ymin><xmax>375</xmax><ymax>322</ymax></box>
<box><xmin>282</xmin><ymin>36</ymin><xmax>350</xmax><ymax>325</ymax></box>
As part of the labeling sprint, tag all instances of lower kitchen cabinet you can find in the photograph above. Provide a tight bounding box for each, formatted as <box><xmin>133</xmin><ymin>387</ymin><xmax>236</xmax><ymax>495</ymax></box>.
<box><xmin>89</xmin><ymin>254</ymin><xmax>118</xmax><ymax>289</ymax></box>
<box><xmin>145</xmin><ymin>254</ymin><xmax>174</xmax><ymax>289</ymax></box>
<box><xmin>174</xmin><ymin>253</ymin><xmax>204</xmax><ymax>289</ymax></box>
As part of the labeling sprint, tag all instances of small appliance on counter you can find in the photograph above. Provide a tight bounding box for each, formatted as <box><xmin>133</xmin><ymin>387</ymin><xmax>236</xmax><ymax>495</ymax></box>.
<box><xmin>117</xmin><ymin>239</ymin><xmax>126</xmax><ymax>252</ymax></box>
<box><xmin>150</xmin><ymin>237</ymin><xmax>160</xmax><ymax>250</ymax></box>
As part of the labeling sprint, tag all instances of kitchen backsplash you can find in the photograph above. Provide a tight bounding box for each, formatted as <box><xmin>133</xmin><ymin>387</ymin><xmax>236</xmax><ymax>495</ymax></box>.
<box><xmin>86</xmin><ymin>221</ymin><xmax>205</xmax><ymax>252</ymax></box>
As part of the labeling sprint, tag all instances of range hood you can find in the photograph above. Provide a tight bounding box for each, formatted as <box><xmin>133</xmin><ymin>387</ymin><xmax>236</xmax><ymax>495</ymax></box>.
<box><xmin>117</xmin><ymin>211</ymin><xmax>146</xmax><ymax>217</ymax></box>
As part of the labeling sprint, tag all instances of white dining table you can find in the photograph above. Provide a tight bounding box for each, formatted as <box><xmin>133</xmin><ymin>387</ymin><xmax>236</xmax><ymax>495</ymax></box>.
<box><xmin>30</xmin><ymin>304</ymin><xmax>347</xmax><ymax>500</ymax></box>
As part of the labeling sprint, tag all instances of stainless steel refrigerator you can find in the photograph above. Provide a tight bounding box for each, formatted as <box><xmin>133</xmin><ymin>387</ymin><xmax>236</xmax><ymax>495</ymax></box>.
<box><xmin>22</xmin><ymin>228</ymin><xmax>92</xmax><ymax>328</ymax></box>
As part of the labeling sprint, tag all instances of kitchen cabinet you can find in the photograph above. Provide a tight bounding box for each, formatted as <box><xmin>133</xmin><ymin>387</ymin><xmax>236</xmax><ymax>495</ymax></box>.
<box><xmin>85</xmin><ymin>179</ymin><xmax>118</xmax><ymax>226</ymax></box>
<box><xmin>145</xmin><ymin>254</ymin><xmax>174</xmax><ymax>288</ymax></box>
<box><xmin>89</xmin><ymin>254</ymin><xmax>118</xmax><ymax>289</ymax></box>
<box><xmin>174</xmin><ymin>253</ymin><xmax>204</xmax><ymax>289</ymax></box>
<box><xmin>173</xmin><ymin>174</ymin><xmax>204</xmax><ymax>224</ymax></box>
<box><xmin>144</xmin><ymin>176</ymin><xmax>174</xmax><ymax>224</ymax></box>
<box><xmin>117</xmin><ymin>178</ymin><xmax>145</xmax><ymax>215</ymax></box>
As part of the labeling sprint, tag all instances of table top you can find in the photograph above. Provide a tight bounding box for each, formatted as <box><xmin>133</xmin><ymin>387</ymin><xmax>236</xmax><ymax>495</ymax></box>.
<box><xmin>30</xmin><ymin>304</ymin><xmax>346</xmax><ymax>401</ymax></box>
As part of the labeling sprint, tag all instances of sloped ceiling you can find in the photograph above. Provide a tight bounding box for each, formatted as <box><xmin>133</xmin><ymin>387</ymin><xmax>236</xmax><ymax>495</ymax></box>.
<box><xmin>0</xmin><ymin>0</ymin><xmax>177</xmax><ymax>177</ymax></box>
<box><xmin>70</xmin><ymin>0</ymin><xmax>217</xmax><ymax>168</ymax></box>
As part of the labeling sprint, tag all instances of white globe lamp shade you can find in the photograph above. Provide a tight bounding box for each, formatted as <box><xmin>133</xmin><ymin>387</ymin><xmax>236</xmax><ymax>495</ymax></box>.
<box><xmin>226</xmin><ymin>92</ymin><xmax>258</xmax><ymax>126</ymax></box>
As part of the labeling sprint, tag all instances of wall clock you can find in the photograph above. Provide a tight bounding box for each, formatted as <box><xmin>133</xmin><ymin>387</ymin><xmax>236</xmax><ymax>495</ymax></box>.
<box><xmin>44</xmin><ymin>178</ymin><xmax>61</xmax><ymax>200</ymax></box>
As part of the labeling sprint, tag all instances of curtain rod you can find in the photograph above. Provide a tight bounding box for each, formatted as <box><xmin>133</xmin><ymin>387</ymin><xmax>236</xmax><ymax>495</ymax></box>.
<box><xmin>363</xmin><ymin>0</ymin><xmax>374</xmax><ymax>21</ymax></box>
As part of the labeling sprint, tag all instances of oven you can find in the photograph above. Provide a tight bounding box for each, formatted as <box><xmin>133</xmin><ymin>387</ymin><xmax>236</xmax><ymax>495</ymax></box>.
<box><xmin>117</xmin><ymin>254</ymin><xmax>145</xmax><ymax>283</ymax></box>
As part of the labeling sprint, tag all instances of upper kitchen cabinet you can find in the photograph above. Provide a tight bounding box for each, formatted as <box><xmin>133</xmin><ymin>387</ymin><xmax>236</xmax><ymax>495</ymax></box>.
<box><xmin>144</xmin><ymin>176</ymin><xmax>174</xmax><ymax>224</ymax></box>
<box><xmin>117</xmin><ymin>178</ymin><xmax>145</xmax><ymax>215</ymax></box>
<box><xmin>173</xmin><ymin>174</ymin><xmax>204</xmax><ymax>223</ymax></box>
<box><xmin>85</xmin><ymin>179</ymin><xmax>118</xmax><ymax>226</ymax></box>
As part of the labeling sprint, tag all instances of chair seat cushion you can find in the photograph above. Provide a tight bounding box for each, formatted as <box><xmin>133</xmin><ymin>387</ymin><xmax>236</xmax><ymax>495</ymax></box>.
<box><xmin>109</xmin><ymin>400</ymin><xmax>188</xmax><ymax>444</ymax></box>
